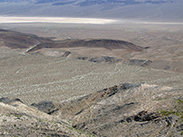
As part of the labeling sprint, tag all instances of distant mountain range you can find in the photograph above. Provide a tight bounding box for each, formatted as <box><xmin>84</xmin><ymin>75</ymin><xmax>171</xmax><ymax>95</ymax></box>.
<box><xmin>0</xmin><ymin>0</ymin><xmax>182</xmax><ymax>22</ymax></box>
<box><xmin>0</xmin><ymin>0</ymin><xmax>176</xmax><ymax>5</ymax></box>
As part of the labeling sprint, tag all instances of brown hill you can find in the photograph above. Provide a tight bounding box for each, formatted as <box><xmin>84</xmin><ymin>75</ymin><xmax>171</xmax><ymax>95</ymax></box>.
<box><xmin>0</xmin><ymin>29</ymin><xmax>144</xmax><ymax>53</ymax></box>
<box><xmin>0</xmin><ymin>29</ymin><xmax>52</xmax><ymax>49</ymax></box>
<box><xmin>27</xmin><ymin>39</ymin><xmax>144</xmax><ymax>52</ymax></box>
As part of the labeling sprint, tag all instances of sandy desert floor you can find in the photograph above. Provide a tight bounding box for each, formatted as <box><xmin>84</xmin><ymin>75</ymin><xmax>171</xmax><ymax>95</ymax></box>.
<box><xmin>1</xmin><ymin>47</ymin><xmax>183</xmax><ymax>105</ymax></box>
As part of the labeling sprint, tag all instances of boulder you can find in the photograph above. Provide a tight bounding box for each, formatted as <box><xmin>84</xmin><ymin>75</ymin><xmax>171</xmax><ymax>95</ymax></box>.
<box><xmin>31</xmin><ymin>101</ymin><xmax>58</xmax><ymax>114</ymax></box>
<box><xmin>0</xmin><ymin>97</ymin><xmax>23</xmax><ymax>104</ymax></box>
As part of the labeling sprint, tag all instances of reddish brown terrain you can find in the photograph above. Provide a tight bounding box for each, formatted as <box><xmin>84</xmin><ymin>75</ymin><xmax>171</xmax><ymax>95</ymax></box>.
<box><xmin>0</xmin><ymin>29</ymin><xmax>144</xmax><ymax>52</ymax></box>
<box><xmin>0</xmin><ymin>29</ymin><xmax>52</xmax><ymax>49</ymax></box>
<box><xmin>27</xmin><ymin>38</ymin><xmax>144</xmax><ymax>52</ymax></box>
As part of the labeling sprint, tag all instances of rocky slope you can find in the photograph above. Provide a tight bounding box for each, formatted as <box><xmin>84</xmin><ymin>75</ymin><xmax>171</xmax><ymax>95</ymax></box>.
<box><xmin>52</xmin><ymin>83</ymin><xmax>183</xmax><ymax>137</ymax></box>
<box><xmin>1</xmin><ymin>83</ymin><xmax>182</xmax><ymax>136</ymax></box>
<box><xmin>0</xmin><ymin>98</ymin><xmax>93</xmax><ymax>137</ymax></box>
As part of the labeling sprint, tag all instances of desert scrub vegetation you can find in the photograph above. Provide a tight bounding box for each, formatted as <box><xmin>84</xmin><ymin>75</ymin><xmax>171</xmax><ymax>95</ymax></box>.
<box><xmin>1</xmin><ymin>51</ymin><xmax>183</xmax><ymax>105</ymax></box>
<box><xmin>158</xmin><ymin>99</ymin><xmax>183</xmax><ymax>117</ymax></box>
<box><xmin>157</xmin><ymin>99</ymin><xmax>183</xmax><ymax>136</ymax></box>
<box><xmin>67</xmin><ymin>125</ymin><xmax>97</xmax><ymax>137</ymax></box>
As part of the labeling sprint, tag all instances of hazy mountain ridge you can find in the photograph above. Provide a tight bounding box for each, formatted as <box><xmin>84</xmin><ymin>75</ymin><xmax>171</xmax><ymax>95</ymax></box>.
<box><xmin>0</xmin><ymin>0</ymin><xmax>182</xmax><ymax>21</ymax></box>
<box><xmin>76</xmin><ymin>0</ymin><xmax>174</xmax><ymax>7</ymax></box>
<box><xmin>0</xmin><ymin>0</ymin><xmax>32</xmax><ymax>2</ymax></box>
<box><xmin>0</xmin><ymin>0</ymin><xmax>175</xmax><ymax>4</ymax></box>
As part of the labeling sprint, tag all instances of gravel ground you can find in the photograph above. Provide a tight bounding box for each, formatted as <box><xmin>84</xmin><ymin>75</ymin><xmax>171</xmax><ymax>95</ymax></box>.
<box><xmin>0</xmin><ymin>47</ymin><xmax>183</xmax><ymax>105</ymax></box>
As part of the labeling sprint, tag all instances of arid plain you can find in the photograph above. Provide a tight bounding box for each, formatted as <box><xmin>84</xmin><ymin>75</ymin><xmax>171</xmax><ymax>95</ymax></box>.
<box><xmin>0</xmin><ymin>19</ymin><xmax>183</xmax><ymax>105</ymax></box>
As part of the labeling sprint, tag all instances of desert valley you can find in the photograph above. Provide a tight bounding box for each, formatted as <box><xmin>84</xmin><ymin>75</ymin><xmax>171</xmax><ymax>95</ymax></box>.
<box><xmin>0</xmin><ymin>0</ymin><xmax>183</xmax><ymax>136</ymax></box>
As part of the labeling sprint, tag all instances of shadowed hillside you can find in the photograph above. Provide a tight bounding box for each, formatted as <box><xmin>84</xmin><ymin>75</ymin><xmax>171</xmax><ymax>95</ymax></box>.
<box><xmin>0</xmin><ymin>97</ymin><xmax>93</xmax><ymax>137</ymax></box>
<box><xmin>0</xmin><ymin>29</ymin><xmax>52</xmax><ymax>49</ymax></box>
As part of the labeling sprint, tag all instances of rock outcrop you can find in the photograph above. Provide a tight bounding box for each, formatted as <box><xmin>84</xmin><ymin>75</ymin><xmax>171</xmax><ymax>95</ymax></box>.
<box><xmin>53</xmin><ymin>83</ymin><xmax>183</xmax><ymax>137</ymax></box>
<box><xmin>0</xmin><ymin>83</ymin><xmax>182</xmax><ymax>137</ymax></box>
<box><xmin>31</xmin><ymin>101</ymin><xmax>58</xmax><ymax>114</ymax></box>
<box><xmin>126</xmin><ymin>59</ymin><xmax>153</xmax><ymax>67</ymax></box>
<box><xmin>0</xmin><ymin>97</ymin><xmax>93</xmax><ymax>137</ymax></box>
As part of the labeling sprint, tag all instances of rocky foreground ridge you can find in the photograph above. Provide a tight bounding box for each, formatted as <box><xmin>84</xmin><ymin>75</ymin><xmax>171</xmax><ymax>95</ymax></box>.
<box><xmin>0</xmin><ymin>97</ymin><xmax>92</xmax><ymax>137</ymax></box>
<box><xmin>0</xmin><ymin>83</ymin><xmax>183</xmax><ymax>136</ymax></box>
